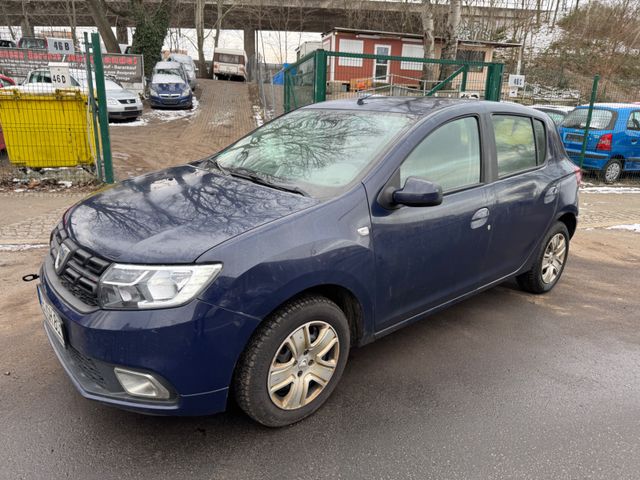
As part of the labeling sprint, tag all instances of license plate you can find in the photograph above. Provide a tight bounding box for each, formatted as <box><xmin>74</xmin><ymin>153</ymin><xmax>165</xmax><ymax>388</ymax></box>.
<box><xmin>566</xmin><ymin>133</ymin><xmax>584</xmax><ymax>143</ymax></box>
<box><xmin>124</xmin><ymin>106</ymin><xmax>138</xmax><ymax>111</ymax></box>
<box><xmin>39</xmin><ymin>289</ymin><xmax>66</xmax><ymax>347</ymax></box>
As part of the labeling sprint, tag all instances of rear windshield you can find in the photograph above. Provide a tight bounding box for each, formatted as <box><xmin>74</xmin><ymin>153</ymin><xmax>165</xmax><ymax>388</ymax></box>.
<box><xmin>215</xmin><ymin>53</ymin><xmax>245</xmax><ymax>65</ymax></box>
<box><xmin>20</xmin><ymin>38</ymin><xmax>47</xmax><ymax>49</ymax></box>
<box><xmin>561</xmin><ymin>108</ymin><xmax>616</xmax><ymax>130</ymax></box>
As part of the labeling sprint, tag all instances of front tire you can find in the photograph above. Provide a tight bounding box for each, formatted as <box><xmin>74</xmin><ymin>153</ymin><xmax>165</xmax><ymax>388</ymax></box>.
<box><xmin>517</xmin><ymin>222</ymin><xmax>570</xmax><ymax>294</ymax></box>
<box><xmin>234</xmin><ymin>295</ymin><xmax>350</xmax><ymax>427</ymax></box>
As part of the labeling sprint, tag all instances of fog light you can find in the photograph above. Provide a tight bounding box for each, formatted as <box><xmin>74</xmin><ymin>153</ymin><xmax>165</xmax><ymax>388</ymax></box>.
<box><xmin>114</xmin><ymin>368</ymin><xmax>170</xmax><ymax>400</ymax></box>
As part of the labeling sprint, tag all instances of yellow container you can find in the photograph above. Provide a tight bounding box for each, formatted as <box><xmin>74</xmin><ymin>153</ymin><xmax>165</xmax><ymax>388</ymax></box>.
<box><xmin>0</xmin><ymin>88</ymin><xmax>96</xmax><ymax>168</ymax></box>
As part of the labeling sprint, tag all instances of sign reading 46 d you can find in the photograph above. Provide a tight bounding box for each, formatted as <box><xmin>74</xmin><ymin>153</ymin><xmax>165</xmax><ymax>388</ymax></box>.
<box><xmin>47</xmin><ymin>37</ymin><xmax>75</xmax><ymax>55</ymax></box>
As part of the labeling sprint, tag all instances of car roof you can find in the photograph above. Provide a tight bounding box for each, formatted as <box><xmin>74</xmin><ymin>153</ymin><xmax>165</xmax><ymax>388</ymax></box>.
<box><xmin>155</xmin><ymin>61</ymin><xmax>183</xmax><ymax>69</ymax></box>
<box><xmin>575</xmin><ymin>103</ymin><xmax>639</xmax><ymax>110</ymax></box>
<box><xmin>303</xmin><ymin>97</ymin><xmax>540</xmax><ymax>117</ymax></box>
<box><xmin>168</xmin><ymin>53</ymin><xmax>193</xmax><ymax>62</ymax></box>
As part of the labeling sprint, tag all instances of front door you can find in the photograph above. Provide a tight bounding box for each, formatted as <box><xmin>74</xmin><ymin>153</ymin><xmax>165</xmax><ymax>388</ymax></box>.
<box><xmin>373</xmin><ymin>45</ymin><xmax>391</xmax><ymax>82</ymax></box>
<box><xmin>369</xmin><ymin>116</ymin><xmax>493</xmax><ymax>332</ymax></box>
<box><xmin>623</xmin><ymin>111</ymin><xmax>640</xmax><ymax>171</ymax></box>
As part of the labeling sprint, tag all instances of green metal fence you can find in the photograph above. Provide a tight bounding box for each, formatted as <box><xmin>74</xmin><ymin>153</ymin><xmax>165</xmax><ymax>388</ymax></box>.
<box><xmin>502</xmin><ymin>72</ymin><xmax>640</xmax><ymax>185</ymax></box>
<box><xmin>284</xmin><ymin>50</ymin><xmax>505</xmax><ymax>112</ymax></box>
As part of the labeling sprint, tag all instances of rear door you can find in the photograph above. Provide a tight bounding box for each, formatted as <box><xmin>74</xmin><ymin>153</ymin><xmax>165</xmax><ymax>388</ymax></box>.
<box><xmin>623</xmin><ymin>111</ymin><xmax>640</xmax><ymax>170</ymax></box>
<box><xmin>369</xmin><ymin>115</ymin><xmax>493</xmax><ymax>332</ymax></box>
<box><xmin>484</xmin><ymin>114</ymin><xmax>558</xmax><ymax>280</ymax></box>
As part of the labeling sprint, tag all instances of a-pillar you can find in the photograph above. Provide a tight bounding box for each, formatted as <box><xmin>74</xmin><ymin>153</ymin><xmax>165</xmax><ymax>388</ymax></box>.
<box><xmin>244</xmin><ymin>26</ymin><xmax>256</xmax><ymax>81</ymax></box>
<box><xmin>116</xmin><ymin>25</ymin><xmax>128</xmax><ymax>45</ymax></box>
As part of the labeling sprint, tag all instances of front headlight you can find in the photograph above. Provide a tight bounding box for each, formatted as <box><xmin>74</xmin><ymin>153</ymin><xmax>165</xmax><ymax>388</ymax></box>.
<box><xmin>107</xmin><ymin>97</ymin><xmax>119</xmax><ymax>106</ymax></box>
<box><xmin>98</xmin><ymin>263</ymin><xmax>222</xmax><ymax>309</ymax></box>
<box><xmin>149</xmin><ymin>87</ymin><xmax>158</xmax><ymax>96</ymax></box>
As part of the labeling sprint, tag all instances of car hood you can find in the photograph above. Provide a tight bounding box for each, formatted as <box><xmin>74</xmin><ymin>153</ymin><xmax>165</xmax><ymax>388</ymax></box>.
<box><xmin>66</xmin><ymin>165</ymin><xmax>318</xmax><ymax>263</ymax></box>
<box><xmin>107</xmin><ymin>89</ymin><xmax>140</xmax><ymax>102</ymax></box>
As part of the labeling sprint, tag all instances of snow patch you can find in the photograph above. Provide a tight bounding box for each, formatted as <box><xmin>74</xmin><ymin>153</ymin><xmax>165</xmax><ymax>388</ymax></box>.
<box><xmin>581</xmin><ymin>186</ymin><xmax>640</xmax><ymax>194</ymax></box>
<box><xmin>0</xmin><ymin>243</ymin><xmax>48</xmax><ymax>252</ymax></box>
<box><xmin>253</xmin><ymin>105</ymin><xmax>264</xmax><ymax>127</ymax></box>
<box><xmin>607</xmin><ymin>224</ymin><xmax>640</xmax><ymax>233</ymax></box>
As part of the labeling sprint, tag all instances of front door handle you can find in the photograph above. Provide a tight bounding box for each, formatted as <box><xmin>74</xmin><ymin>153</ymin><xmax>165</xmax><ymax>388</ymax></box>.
<box><xmin>471</xmin><ymin>207</ymin><xmax>490</xmax><ymax>229</ymax></box>
<box><xmin>632</xmin><ymin>139</ymin><xmax>638</xmax><ymax>145</ymax></box>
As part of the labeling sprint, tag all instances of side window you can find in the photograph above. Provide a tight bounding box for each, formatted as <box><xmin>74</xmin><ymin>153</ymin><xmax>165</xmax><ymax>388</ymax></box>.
<box><xmin>533</xmin><ymin>119</ymin><xmax>547</xmax><ymax>164</ymax></box>
<box><xmin>492</xmin><ymin>115</ymin><xmax>537</xmax><ymax>177</ymax></box>
<box><xmin>627</xmin><ymin>111</ymin><xmax>640</xmax><ymax>130</ymax></box>
<box><xmin>400</xmin><ymin>117</ymin><xmax>481</xmax><ymax>192</ymax></box>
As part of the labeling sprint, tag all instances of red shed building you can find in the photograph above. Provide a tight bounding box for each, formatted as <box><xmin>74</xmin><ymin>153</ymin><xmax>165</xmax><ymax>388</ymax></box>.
<box><xmin>321</xmin><ymin>27</ymin><xmax>520</xmax><ymax>93</ymax></box>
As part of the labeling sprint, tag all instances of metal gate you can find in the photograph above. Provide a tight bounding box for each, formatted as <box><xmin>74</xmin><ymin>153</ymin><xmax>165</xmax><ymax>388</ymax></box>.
<box><xmin>284</xmin><ymin>50</ymin><xmax>505</xmax><ymax>112</ymax></box>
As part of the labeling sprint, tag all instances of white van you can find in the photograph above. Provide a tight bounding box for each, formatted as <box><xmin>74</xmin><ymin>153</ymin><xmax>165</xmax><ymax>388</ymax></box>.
<box><xmin>212</xmin><ymin>48</ymin><xmax>248</xmax><ymax>81</ymax></box>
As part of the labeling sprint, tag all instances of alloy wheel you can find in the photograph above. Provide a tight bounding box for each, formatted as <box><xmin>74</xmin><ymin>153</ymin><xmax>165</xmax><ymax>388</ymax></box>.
<box><xmin>605</xmin><ymin>162</ymin><xmax>621</xmax><ymax>183</ymax></box>
<box><xmin>267</xmin><ymin>321</ymin><xmax>340</xmax><ymax>410</ymax></box>
<box><xmin>541</xmin><ymin>233</ymin><xmax>567</xmax><ymax>284</ymax></box>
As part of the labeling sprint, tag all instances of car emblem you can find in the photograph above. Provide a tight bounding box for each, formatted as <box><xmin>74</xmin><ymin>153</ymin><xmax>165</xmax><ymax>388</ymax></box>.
<box><xmin>54</xmin><ymin>243</ymin><xmax>71</xmax><ymax>273</ymax></box>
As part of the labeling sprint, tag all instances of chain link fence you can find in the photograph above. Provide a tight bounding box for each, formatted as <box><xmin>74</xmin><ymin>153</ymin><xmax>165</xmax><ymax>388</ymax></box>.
<box><xmin>503</xmin><ymin>73</ymin><xmax>640</xmax><ymax>185</ymax></box>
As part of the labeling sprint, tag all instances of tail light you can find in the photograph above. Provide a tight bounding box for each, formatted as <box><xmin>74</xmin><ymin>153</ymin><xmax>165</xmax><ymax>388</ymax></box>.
<box><xmin>574</xmin><ymin>165</ymin><xmax>582</xmax><ymax>186</ymax></box>
<box><xmin>596</xmin><ymin>133</ymin><xmax>612</xmax><ymax>151</ymax></box>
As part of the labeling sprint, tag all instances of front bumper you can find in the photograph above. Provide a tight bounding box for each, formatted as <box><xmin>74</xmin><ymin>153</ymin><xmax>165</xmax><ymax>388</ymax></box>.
<box><xmin>149</xmin><ymin>95</ymin><xmax>192</xmax><ymax>108</ymax></box>
<box><xmin>39</xmin><ymin>256</ymin><xmax>260</xmax><ymax>416</ymax></box>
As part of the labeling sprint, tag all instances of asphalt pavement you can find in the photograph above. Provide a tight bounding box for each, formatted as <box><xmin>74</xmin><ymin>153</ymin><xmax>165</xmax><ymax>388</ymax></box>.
<box><xmin>1</xmin><ymin>229</ymin><xmax>640</xmax><ymax>480</ymax></box>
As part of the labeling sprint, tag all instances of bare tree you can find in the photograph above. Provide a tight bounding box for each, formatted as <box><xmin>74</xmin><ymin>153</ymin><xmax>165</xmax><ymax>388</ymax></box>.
<box><xmin>195</xmin><ymin>0</ymin><xmax>206</xmax><ymax>76</ymax></box>
<box><xmin>421</xmin><ymin>0</ymin><xmax>437</xmax><ymax>88</ymax></box>
<box><xmin>86</xmin><ymin>0</ymin><xmax>120</xmax><ymax>52</ymax></box>
<box><xmin>438</xmin><ymin>0</ymin><xmax>462</xmax><ymax>85</ymax></box>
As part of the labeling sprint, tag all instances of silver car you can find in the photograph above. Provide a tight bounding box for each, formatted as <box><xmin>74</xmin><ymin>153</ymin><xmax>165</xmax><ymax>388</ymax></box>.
<box><xmin>22</xmin><ymin>68</ymin><xmax>143</xmax><ymax>121</ymax></box>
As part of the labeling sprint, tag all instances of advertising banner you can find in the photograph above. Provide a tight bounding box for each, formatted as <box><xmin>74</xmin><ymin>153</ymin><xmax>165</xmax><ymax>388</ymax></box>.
<box><xmin>0</xmin><ymin>48</ymin><xmax>144</xmax><ymax>88</ymax></box>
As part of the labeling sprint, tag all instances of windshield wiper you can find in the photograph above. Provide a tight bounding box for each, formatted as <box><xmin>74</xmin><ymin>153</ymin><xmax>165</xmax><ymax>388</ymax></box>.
<box><xmin>204</xmin><ymin>156</ymin><xmax>230</xmax><ymax>175</ymax></box>
<box><xmin>225</xmin><ymin>167</ymin><xmax>309</xmax><ymax>197</ymax></box>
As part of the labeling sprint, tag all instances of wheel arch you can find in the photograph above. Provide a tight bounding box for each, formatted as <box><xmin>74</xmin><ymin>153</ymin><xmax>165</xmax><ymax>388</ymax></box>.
<box><xmin>557</xmin><ymin>211</ymin><xmax>577</xmax><ymax>238</ymax></box>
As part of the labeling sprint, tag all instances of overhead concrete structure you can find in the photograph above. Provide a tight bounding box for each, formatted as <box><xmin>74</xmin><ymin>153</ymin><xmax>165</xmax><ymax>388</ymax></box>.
<box><xmin>3</xmin><ymin>0</ymin><xmax>539</xmax><ymax>60</ymax></box>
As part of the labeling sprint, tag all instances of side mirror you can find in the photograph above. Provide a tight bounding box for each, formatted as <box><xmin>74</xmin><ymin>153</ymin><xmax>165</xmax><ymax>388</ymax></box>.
<box><xmin>392</xmin><ymin>177</ymin><xmax>443</xmax><ymax>207</ymax></box>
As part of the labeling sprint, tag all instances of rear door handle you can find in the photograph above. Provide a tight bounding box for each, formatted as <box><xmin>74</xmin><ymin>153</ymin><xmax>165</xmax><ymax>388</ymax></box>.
<box><xmin>471</xmin><ymin>207</ymin><xmax>490</xmax><ymax>229</ymax></box>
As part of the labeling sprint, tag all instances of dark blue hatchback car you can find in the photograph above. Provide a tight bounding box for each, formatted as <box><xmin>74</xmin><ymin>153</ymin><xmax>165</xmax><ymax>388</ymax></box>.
<box><xmin>38</xmin><ymin>98</ymin><xmax>579</xmax><ymax>426</ymax></box>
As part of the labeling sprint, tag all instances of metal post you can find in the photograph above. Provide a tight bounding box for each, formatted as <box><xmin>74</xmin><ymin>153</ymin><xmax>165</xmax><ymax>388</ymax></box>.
<box><xmin>91</xmin><ymin>32</ymin><xmax>114</xmax><ymax>183</ymax></box>
<box><xmin>84</xmin><ymin>32</ymin><xmax>103</xmax><ymax>182</ymax></box>
<box><xmin>314</xmin><ymin>50</ymin><xmax>327</xmax><ymax>104</ymax></box>
<box><xmin>461</xmin><ymin>65</ymin><xmax>468</xmax><ymax>93</ymax></box>
<box><xmin>579</xmin><ymin>75</ymin><xmax>600</xmax><ymax>168</ymax></box>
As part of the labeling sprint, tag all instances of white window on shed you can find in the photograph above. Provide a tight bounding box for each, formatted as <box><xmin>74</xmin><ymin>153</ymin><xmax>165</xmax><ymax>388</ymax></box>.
<box><xmin>338</xmin><ymin>39</ymin><xmax>364</xmax><ymax>67</ymax></box>
<box><xmin>400</xmin><ymin>44</ymin><xmax>424</xmax><ymax>71</ymax></box>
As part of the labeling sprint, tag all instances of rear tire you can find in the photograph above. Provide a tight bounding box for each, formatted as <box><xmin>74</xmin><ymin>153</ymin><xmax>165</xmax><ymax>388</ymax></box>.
<box><xmin>601</xmin><ymin>159</ymin><xmax>622</xmax><ymax>183</ymax></box>
<box><xmin>234</xmin><ymin>295</ymin><xmax>350</xmax><ymax>427</ymax></box>
<box><xmin>517</xmin><ymin>222</ymin><xmax>570</xmax><ymax>294</ymax></box>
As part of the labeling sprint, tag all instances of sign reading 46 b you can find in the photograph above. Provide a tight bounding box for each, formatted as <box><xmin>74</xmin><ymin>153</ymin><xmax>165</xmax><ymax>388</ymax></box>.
<box><xmin>47</xmin><ymin>37</ymin><xmax>75</xmax><ymax>55</ymax></box>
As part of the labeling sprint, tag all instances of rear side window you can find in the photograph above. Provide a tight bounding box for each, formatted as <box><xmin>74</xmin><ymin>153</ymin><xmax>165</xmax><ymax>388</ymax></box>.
<box><xmin>400</xmin><ymin>116</ymin><xmax>481</xmax><ymax>192</ymax></box>
<box><xmin>561</xmin><ymin>108</ymin><xmax>615</xmax><ymax>130</ymax></box>
<box><xmin>533</xmin><ymin>119</ymin><xmax>547</xmax><ymax>164</ymax></box>
<box><xmin>627</xmin><ymin>111</ymin><xmax>640</xmax><ymax>130</ymax></box>
<box><xmin>492</xmin><ymin>115</ymin><xmax>536</xmax><ymax>177</ymax></box>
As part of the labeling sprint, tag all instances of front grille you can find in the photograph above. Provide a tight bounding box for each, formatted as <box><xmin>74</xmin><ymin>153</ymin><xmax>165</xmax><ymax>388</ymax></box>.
<box><xmin>117</xmin><ymin>98</ymin><xmax>136</xmax><ymax>104</ymax></box>
<box><xmin>50</xmin><ymin>224</ymin><xmax>110</xmax><ymax>306</ymax></box>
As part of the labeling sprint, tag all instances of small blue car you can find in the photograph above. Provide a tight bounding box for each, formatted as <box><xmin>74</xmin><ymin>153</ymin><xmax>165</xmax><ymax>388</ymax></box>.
<box><xmin>38</xmin><ymin>99</ymin><xmax>579</xmax><ymax>426</ymax></box>
<box><xmin>559</xmin><ymin>103</ymin><xmax>640</xmax><ymax>183</ymax></box>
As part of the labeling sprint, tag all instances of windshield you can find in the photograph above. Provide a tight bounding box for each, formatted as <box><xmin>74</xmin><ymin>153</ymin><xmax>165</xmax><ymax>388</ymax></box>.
<box><xmin>104</xmin><ymin>80</ymin><xmax>122</xmax><ymax>91</ymax></box>
<box><xmin>208</xmin><ymin>109</ymin><xmax>414</xmax><ymax>198</ymax></box>
<box><xmin>561</xmin><ymin>108</ymin><xmax>616</xmax><ymax>130</ymax></box>
<box><xmin>155</xmin><ymin>68</ymin><xmax>182</xmax><ymax>78</ymax></box>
